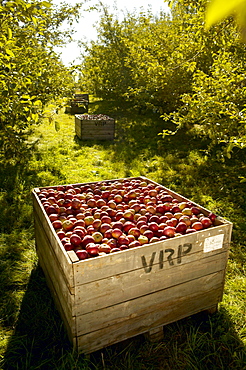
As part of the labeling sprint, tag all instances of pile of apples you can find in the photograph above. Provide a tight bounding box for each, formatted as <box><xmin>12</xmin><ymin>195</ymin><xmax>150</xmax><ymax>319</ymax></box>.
<box><xmin>38</xmin><ymin>178</ymin><xmax>217</xmax><ymax>260</ymax></box>
<box><xmin>77</xmin><ymin>114</ymin><xmax>114</xmax><ymax>121</ymax></box>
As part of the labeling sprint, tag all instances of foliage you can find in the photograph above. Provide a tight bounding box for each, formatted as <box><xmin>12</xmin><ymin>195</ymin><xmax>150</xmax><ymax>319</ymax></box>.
<box><xmin>79</xmin><ymin>1</ymin><xmax>246</xmax><ymax>157</ymax></box>
<box><xmin>0</xmin><ymin>0</ymin><xmax>82</xmax><ymax>164</ymax></box>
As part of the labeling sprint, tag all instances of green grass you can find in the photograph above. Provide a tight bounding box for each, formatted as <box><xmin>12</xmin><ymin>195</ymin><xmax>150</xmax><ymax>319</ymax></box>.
<box><xmin>0</xmin><ymin>99</ymin><xmax>245</xmax><ymax>369</ymax></box>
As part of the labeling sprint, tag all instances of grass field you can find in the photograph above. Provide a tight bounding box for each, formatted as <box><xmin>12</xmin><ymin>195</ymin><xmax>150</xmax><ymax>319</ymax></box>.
<box><xmin>0</xmin><ymin>99</ymin><xmax>245</xmax><ymax>369</ymax></box>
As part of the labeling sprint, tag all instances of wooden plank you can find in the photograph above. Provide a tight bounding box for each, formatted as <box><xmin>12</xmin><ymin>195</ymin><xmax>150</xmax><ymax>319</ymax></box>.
<box><xmin>74</xmin><ymin>224</ymin><xmax>231</xmax><ymax>286</ymax></box>
<box><xmin>76</xmin><ymin>272</ymin><xmax>223</xmax><ymax>353</ymax></box>
<box><xmin>34</xmin><ymin>216</ymin><xmax>75</xmax><ymax>316</ymax></box>
<box><xmin>32</xmin><ymin>190</ymin><xmax>74</xmax><ymax>288</ymax></box>
<box><xmin>38</xmin><ymin>250</ymin><xmax>77</xmax><ymax>344</ymax></box>
<box><xmin>74</xmin><ymin>250</ymin><xmax>228</xmax><ymax>316</ymax></box>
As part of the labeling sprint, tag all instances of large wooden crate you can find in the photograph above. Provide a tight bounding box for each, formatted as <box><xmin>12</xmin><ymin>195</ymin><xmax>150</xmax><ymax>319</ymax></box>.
<box><xmin>32</xmin><ymin>176</ymin><xmax>232</xmax><ymax>354</ymax></box>
<box><xmin>75</xmin><ymin>114</ymin><xmax>115</xmax><ymax>140</ymax></box>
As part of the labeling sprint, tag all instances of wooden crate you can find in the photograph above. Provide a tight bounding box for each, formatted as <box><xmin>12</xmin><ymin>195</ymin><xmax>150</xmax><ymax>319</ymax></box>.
<box><xmin>65</xmin><ymin>94</ymin><xmax>89</xmax><ymax>114</ymax></box>
<box><xmin>75</xmin><ymin>114</ymin><xmax>115</xmax><ymax>140</ymax></box>
<box><xmin>32</xmin><ymin>176</ymin><xmax>232</xmax><ymax>354</ymax></box>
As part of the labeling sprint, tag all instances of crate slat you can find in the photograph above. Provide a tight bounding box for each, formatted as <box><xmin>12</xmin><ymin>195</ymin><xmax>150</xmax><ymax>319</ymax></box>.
<box><xmin>74</xmin><ymin>249</ymin><xmax>228</xmax><ymax>317</ymax></box>
<box><xmin>76</xmin><ymin>272</ymin><xmax>223</xmax><ymax>354</ymax></box>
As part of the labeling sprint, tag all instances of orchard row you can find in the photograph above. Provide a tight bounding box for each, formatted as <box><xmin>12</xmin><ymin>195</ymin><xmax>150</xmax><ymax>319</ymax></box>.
<box><xmin>37</xmin><ymin>178</ymin><xmax>217</xmax><ymax>260</ymax></box>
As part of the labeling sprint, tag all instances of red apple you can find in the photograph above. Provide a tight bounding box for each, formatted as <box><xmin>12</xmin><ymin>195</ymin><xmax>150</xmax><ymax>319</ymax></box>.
<box><xmin>81</xmin><ymin>235</ymin><xmax>95</xmax><ymax>248</ymax></box>
<box><xmin>143</xmin><ymin>229</ymin><xmax>154</xmax><ymax>240</ymax></box>
<box><xmin>175</xmin><ymin>222</ymin><xmax>187</xmax><ymax>234</ymax></box>
<box><xmin>98</xmin><ymin>244</ymin><xmax>111</xmax><ymax>254</ymax></box>
<box><xmin>163</xmin><ymin>226</ymin><xmax>176</xmax><ymax>238</ymax></box>
<box><xmin>76</xmin><ymin>249</ymin><xmax>89</xmax><ymax>260</ymax></box>
<box><xmin>100</xmin><ymin>223</ymin><xmax>111</xmax><ymax>234</ymax></box>
<box><xmin>64</xmin><ymin>242</ymin><xmax>74</xmax><ymax>251</ymax></box>
<box><xmin>192</xmin><ymin>221</ymin><xmax>203</xmax><ymax>231</ymax></box>
<box><xmin>123</xmin><ymin>221</ymin><xmax>135</xmax><ymax>233</ymax></box>
<box><xmin>52</xmin><ymin>219</ymin><xmax>63</xmax><ymax>230</ymax></box>
<box><xmin>111</xmin><ymin>228</ymin><xmax>123</xmax><ymax>239</ymax></box>
<box><xmin>70</xmin><ymin>233</ymin><xmax>82</xmax><ymax>247</ymax></box>
<box><xmin>71</xmin><ymin>198</ymin><xmax>81</xmax><ymax>210</ymax></box>
<box><xmin>148</xmin><ymin>222</ymin><xmax>159</xmax><ymax>232</ymax></box>
<box><xmin>128</xmin><ymin>227</ymin><xmax>141</xmax><ymax>238</ymax></box>
<box><xmin>118</xmin><ymin>234</ymin><xmax>130</xmax><ymax>246</ymax></box>
<box><xmin>129</xmin><ymin>240</ymin><xmax>141</xmax><ymax>248</ymax></box>
<box><xmin>86</xmin><ymin>243</ymin><xmax>99</xmax><ymax>257</ymax></box>
<box><xmin>200</xmin><ymin>217</ymin><xmax>212</xmax><ymax>228</ymax></box>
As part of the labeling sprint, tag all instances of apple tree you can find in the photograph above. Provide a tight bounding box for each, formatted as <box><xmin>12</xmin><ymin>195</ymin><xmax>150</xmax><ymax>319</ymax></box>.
<box><xmin>160</xmin><ymin>0</ymin><xmax>246</xmax><ymax>157</ymax></box>
<box><xmin>0</xmin><ymin>0</ymin><xmax>82</xmax><ymax>163</ymax></box>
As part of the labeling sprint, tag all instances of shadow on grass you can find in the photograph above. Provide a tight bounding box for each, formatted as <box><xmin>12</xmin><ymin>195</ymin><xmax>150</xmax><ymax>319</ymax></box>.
<box><xmin>3</xmin><ymin>267</ymin><xmax>246</xmax><ymax>370</ymax></box>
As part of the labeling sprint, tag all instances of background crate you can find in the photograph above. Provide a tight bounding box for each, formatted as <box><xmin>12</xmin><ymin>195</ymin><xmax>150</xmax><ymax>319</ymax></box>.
<box><xmin>32</xmin><ymin>176</ymin><xmax>232</xmax><ymax>354</ymax></box>
<box><xmin>65</xmin><ymin>94</ymin><xmax>89</xmax><ymax>114</ymax></box>
<box><xmin>75</xmin><ymin>114</ymin><xmax>115</xmax><ymax>140</ymax></box>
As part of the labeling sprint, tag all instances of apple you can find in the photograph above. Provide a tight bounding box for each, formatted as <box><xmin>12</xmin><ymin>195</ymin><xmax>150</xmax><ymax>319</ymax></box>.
<box><xmin>175</xmin><ymin>222</ymin><xmax>187</xmax><ymax>234</ymax></box>
<box><xmin>108</xmin><ymin>200</ymin><xmax>117</xmax><ymax>209</ymax></box>
<box><xmin>186</xmin><ymin>228</ymin><xmax>197</xmax><ymax>234</ymax></box>
<box><xmin>107</xmin><ymin>238</ymin><xmax>118</xmax><ymax>248</ymax></box>
<box><xmin>182</xmin><ymin>207</ymin><xmax>193</xmax><ymax>216</ymax></box>
<box><xmin>74</xmin><ymin>219</ymin><xmax>85</xmax><ymax>228</ymax></box>
<box><xmin>138</xmin><ymin>235</ymin><xmax>149</xmax><ymax>245</ymax></box>
<box><xmin>71</xmin><ymin>198</ymin><xmax>81</xmax><ymax>210</ymax></box>
<box><xmin>119</xmin><ymin>245</ymin><xmax>129</xmax><ymax>250</ymax></box>
<box><xmin>118</xmin><ymin>234</ymin><xmax>130</xmax><ymax>246</ymax></box>
<box><xmin>123</xmin><ymin>210</ymin><xmax>134</xmax><ymax>221</ymax></box>
<box><xmin>56</xmin><ymin>230</ymin><xmax>66</xmax><ymax>240</ymax></box>
<box><xmin>101</xmin><ymin>215</ymin><xmax>112</xmax><ymax>224</ymax></box>
<box><xmin>161</xmin><ymin>194</ymin><xmax>173</xmax><ymax>203</ymax></box>
<box><xmin>139</xmin><ymin>224</ymin><xmax>149</xmax><ymax>234</ymax></box>
<box><xmin>128</xmin><ymin>227</ymin><xmax>141</xmax><ymax>238</ymax></box>
<box><xmin>52</xmin><ymin>219</ymin><xmax>63</xmax><ymax>230</ymax></box>
<box><xmin>92</xmin><ymin>231</ymin><xmax>103</xmax><ymax>243</ymax></box>
<box><xmin>112</xmin><ymin>221</ymin><xmax>124</xmax><ymax>230</ymax></box>
<box><xmin>148</xmin><ymin>222</ymin><xmax>159</xmax><ymax>232</ymax></box>
<box><xmin>86</xmin><ymin>243</ymin><xmax>99</xmax><ymax>257</ymax></box>
<box><xmin>60</xmin><ymin>237</ymin><xmax>70</xmax><ymax>245</ymax></box>
<box><xmin>143</xmin><ymin>229</ymin><xmax>154</xmax><ymax>240</ymax></box>
<box><xmin>149</xmin><ymin>237</ymin><xmax>159</xmax><ymax>243</ymax></box>
<box><xmin>191</xmin><ymin>206</ymin><xmax>201</xmax><ymax>215</ymax></box>
<box><xmin>81</xmin><ymin>235</ymin><xmax>95</xmax><ymax>248</ymax></box>
<box><xmin>92</xmin><ymin>219</ymin><xmax>102</xmax><ymax>230</ymax></box>
<box><xmin>98</xmin><ymin>244</ymin><xmax>111</xmax><ymax>253</ymax></box>
<box><xmin>100</xmin><ymin>223</ymin><xmax>111</xmax><ymax>234</ymax></box>
<box><xmin>76</xmin><ymin>249</ymin><xmax>89</xmax><ymax>260</ymax></box>
<box><xmin>111</xmin><ymin>228</ymin><xmax>123</xmax><ymax>239</ymax></box>
<box><xmin>96</xmin><ymin>199</ymin><xmax>106</xmax><ymax>208</ymax></box>
<box><xmin>200</xmin><ymin>217</ymin><xmax>212</xmax><ymax>228</ymax></box>
<box><xmin>70</xmin><ymin>233</ymin><xmax>82</xmax><ymax>247</ymax></box>
<box><xmin>129</xmin><ymin>240</ymin><xmax>141</xmax><ymax>248</ymax></box>
<box><xmin>123</xmin><ymin>221</ymin><xmax>135</xmax><ymax>233</ymax></box>
<box><xmin>110</xmin><ymin>248</ymin><xmax>121</xmax><ymax>253</ymax></box>
<box><xmin>62</xmin><ymin>219</ymin><xmax>74</xmax><ymax>232</ymax></box>
<box><xmin>192</xmin><ymin>221</ymin><xmax>203</xmax><ymax>231</ymax></box>
<box><xmin>179</xmin><ymin>215</ymin><xmax>192</xmax><ymax>227</ymax></box>
<box><xmin>163</xmin><ymin>226</ymin><xmax>176</xmax><ymax>238</ymax></box>
<box><xmin>208</xmin><ymin>212</ymin><xmax>217</xmax><ymax>222</ymax></box>
<box><xmin>64</xmin><ymin>242</ymin><xmax>74</xmax><ymax>251</ymax></box>
<box><xmin>84</xmin><ymin>215</ymin><xmax>94</xmax><ymax>226</ymax></box>
<box><xmin>73</xmin><ymin>227</ymin><xmax>86</xmax><ymax>239</ymax></box>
